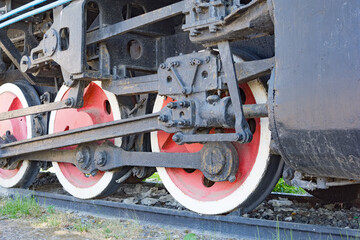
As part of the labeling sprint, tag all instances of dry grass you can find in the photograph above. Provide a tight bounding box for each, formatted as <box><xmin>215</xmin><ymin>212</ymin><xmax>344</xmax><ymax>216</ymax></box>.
<box><xmin>0</xmin><ymin>197</ymin><xmax>162</xmax><ymax>239</ymax></box>
<box><xmin>0</xmin><ymin>196</ymin><xmax>215</xmax><ymax>239</ymax></box>
<box><xmin>32</xmin><ymin>208</ymin><xmax>147</xmax><ymax>239</ymax></box>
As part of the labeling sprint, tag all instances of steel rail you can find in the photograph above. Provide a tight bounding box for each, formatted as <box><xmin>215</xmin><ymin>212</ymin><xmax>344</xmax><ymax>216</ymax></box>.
<box><xmin>0</xmin><ymin>187</ymin><xmax>358</xmax><ymax>240</ymax></box>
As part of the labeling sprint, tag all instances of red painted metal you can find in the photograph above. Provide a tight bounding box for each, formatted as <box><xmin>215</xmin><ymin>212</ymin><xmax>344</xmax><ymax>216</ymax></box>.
<box><xmin>0</xmin><ymin>92</ymin><xmax>26</xmax><ymax>179</ymax></box>
<box><xmin>53</xmin><ymin>83</ymin><xmax>115</xmax><ymax>188</ymax></box>
<box><xmin>157</xmin><ymin>84</ymin><xmax>260</xmax><ymax>201</ymax></box>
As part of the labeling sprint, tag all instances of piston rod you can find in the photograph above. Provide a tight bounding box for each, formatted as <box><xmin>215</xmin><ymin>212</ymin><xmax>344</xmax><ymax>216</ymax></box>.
<box><xmin>0</xmin><ymin>99</ymin><xmax>74</xmax><ymax>121</ymax></box>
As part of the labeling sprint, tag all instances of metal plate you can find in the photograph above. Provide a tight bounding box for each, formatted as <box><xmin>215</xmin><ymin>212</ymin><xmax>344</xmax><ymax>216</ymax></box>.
<box><xmin>270</xmin><ymin>0</ymin><xmax>360</xmax><ymax>179</ymax></box>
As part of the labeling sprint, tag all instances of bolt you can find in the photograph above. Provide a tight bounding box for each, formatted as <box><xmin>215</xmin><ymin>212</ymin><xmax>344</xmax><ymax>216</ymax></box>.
<box><xmin>166</xmin><ymin>120</ymin><xmax>177</xmax><ymax>127</ymax></box>
<box><xmin>228</xmin><ymin>175</ymin><xmax>236</xmax><ymax>183</ymax></box>
<box><xmin>95</xmin><ymin>151</ymin><xmax>107</xmax><ymax>167</ymax></box>
<box><xmin>167</xmin><ymin>102</ymin><xmax>177</xmax><ymax>109</ymax></box>
<box><xmin>76</xmin><ymin>152</ymin><xmax>84</xmax><ymax>163</ymax></box>
<box><xmin>170</xmin><ymin>61</ymin><xmax>180</xmax><ymax>68</ymax></box>
<box><xmin>90</xmin><ymin>170</ymin><xmax>98</xmax><ymax>176</ymax></box>
<box><xmin>178</xmin><ymin>121</ymin><xmax>185</xmax><ymax>126</ymax></box>
<box><xmin>179</xmin><ymin>101</ymin><xmax>190</xmax><ymax>108</ymax></box>
<box><xmin>160</xmin><ymin>63</ymin><xmax>166</xmax><ymax>69</ymax></box>
<box><xmin>205</xmin><ymin>56</ymin><xmax>211</xmax><ymax>63</ymax></box>
<box><xmin>6</xmin><ymin>130</ymin><xmax>11</xmax><ymax>136</ymax></box>
<box><xmin>44</xmin><ymin>34</ymin><xmax>48</xmax><ymax>39</ymax></box>
<box><xmin>191</xmin><ymin>59</ymin><xmax>201</xmax><ymax>65</ymax></box>
<box><xmin>65</xmin><ymin>98</ymin><xmax>73</xmax><ymax>107</ymax></box>
<box><xmin>172</xmin><ymin>134</ymin><xmax>181</xmax><ymax>143</ymax></box>
<box><xmin>178</xmin><ymin>120</ymin><xmax>190</xmax><ymax>126</ymax></box>
<box><xmin>158</xmin><ymin>115</ymin><xmax>168</xmax><ymax>122</ymax></box>
<box><xmin>40</xmin><ymin>94</ymin><xmax>48</xmax><ymax>103</ymax></box>
<box><xmin>236</xmin><ymin>133</ymin><xmax>244</xmax><ymax>142</ymax></box>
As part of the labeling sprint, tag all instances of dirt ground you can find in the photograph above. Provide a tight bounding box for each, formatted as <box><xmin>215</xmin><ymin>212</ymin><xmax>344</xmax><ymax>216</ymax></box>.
<box><xmin>0</xmin><ymin>197</ymin><xmax>237</xmax><ymax>240</ymax></box>
<box><xmin>0</xmin><ymin>218</ymin><xmax>88</xmax><ymax>240</ymax></box>
<box><xmin>0</xmin><ymin>215</ymin><xmax>237</xmax><ymax>240</ymax></box>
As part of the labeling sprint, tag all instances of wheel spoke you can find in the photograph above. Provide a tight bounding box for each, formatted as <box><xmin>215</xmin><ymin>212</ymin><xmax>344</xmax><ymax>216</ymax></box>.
<box><xmin>158</xmin><ymin>132</ymin><xmax>174</xmax><ymax>150</ymax></box>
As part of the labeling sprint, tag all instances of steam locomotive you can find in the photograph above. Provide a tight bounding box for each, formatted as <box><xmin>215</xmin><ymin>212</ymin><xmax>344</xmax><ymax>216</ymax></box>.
<box><xmin>0</xmin><ymin>0</ymin><xmax>359</xmax><ymax>215</ymax></box>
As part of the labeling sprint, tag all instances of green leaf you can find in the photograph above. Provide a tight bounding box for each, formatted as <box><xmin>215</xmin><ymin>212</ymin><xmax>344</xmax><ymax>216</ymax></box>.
<box><xmin>184</xmin><ymin>233</ymin><xmax>198</xmax><ymax>240</ymax></box>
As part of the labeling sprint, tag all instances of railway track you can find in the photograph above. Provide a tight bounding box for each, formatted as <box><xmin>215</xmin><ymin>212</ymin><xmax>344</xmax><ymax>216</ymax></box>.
<box><xmin>0</xmin><ymin>185</ymin><xmax>359</xmax><ymax>240</ymax></box>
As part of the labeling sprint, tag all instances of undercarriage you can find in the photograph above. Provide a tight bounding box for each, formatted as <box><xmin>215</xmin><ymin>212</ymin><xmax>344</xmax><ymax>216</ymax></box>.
<box><xmin>0</xmin><ymin>0</ymin><xmax>359</xmax><ymax>215</ymax></box>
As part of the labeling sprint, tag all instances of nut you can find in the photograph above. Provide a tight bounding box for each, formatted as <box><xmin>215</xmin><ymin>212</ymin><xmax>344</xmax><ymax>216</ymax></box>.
<box><xmin>95</xmin><ymin>151</ymin><xmax>107</xmax><ymax>167</ymax></box>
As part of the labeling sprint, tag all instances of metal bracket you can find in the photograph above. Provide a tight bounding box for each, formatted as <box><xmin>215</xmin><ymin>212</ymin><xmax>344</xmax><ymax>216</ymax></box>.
<box><xmin>0</xmin><ymin>29</ymin><xmax>37</xmax><ymax>85</ymax></box>
<box><xmin>20</xmin><ymin>0</ymin><xmax>87</xmax><ymax>87</ymax></box>
<box><xmin>218</xmin><ymin>41</ymin><xmax>252</xmax><ymax>143</ymax></box>
<box><xmin>158</xmin><ymin>50</ymin><xmax>220</xmax><ymax>96</ymax></box>
<box><xmin>183</xmin><ymin>0</ymin><xmax>227</xmax><ymax>37</ymax></box>
<box><xmin>183</xmin><ymin>0</ymin><xmax>273</xmax><ymax>45</ymax></box>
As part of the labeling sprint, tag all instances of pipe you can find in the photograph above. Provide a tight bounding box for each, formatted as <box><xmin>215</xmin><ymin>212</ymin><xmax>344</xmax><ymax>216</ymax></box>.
<box><xmin>0</xmin><ymin>0</ymin><xmax>72</xmax><ymax>29</ymax></box>
<box><xmin>0</xmin><ymin>0</ymin><xmax>47</xmax><ymax>22</ymax></box>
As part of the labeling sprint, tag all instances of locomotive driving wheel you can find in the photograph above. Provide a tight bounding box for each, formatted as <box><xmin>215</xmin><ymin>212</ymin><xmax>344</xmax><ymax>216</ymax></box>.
<box><xmin>151</xmin><ymin>55</ymin><xmax>283</xmax><ymax>215</ymax></box>
<box><xmin>49</xmin><ymin>82</ymin><xmax>130</xmax><ymax>199</ymax></box>
<box><xmin>0</xmin><ymin>81</ymin><xmax>40</xmax><ymax>188</ymax></box>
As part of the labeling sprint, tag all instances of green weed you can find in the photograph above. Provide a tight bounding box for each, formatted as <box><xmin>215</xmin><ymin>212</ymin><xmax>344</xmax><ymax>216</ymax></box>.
<box><xmin>0</xmin><ymin>195</ymin><xmax>41</xmax><ymax>219</ymax></box>
<box><xmin>272</xmin><ymin>178</ymin><xmax>307</xmax><ymax>195</ymax></box>
<box><xmin>47</xmin><ymin>205</ymin><xmax>55</xmax><ymax>214</ymax></box>
<box><xmin>73</xmin><ymin>222</ymin><xmax>90</xmax><ymax>232</ymax></box>
<box><xmin>184</xmin><ymin>233</ymin><xmax>199</xmax><ymax>240</ymax></box>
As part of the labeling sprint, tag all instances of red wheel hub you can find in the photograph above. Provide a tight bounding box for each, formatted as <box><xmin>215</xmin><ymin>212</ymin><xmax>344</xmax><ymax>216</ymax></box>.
<box><xmin>53</xmin><ymin>83</ymin><xmax>116</xmax><ymax>188</ymax></box>
<box><xmin>157</xmin><ymin>84</ymin><xmax>260</xmax><ymax>201</ymax></box>
<box><xmin>0</xmin><ymin>92</ymin><xmax>27</xmax><ymax>179</ymax></box>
